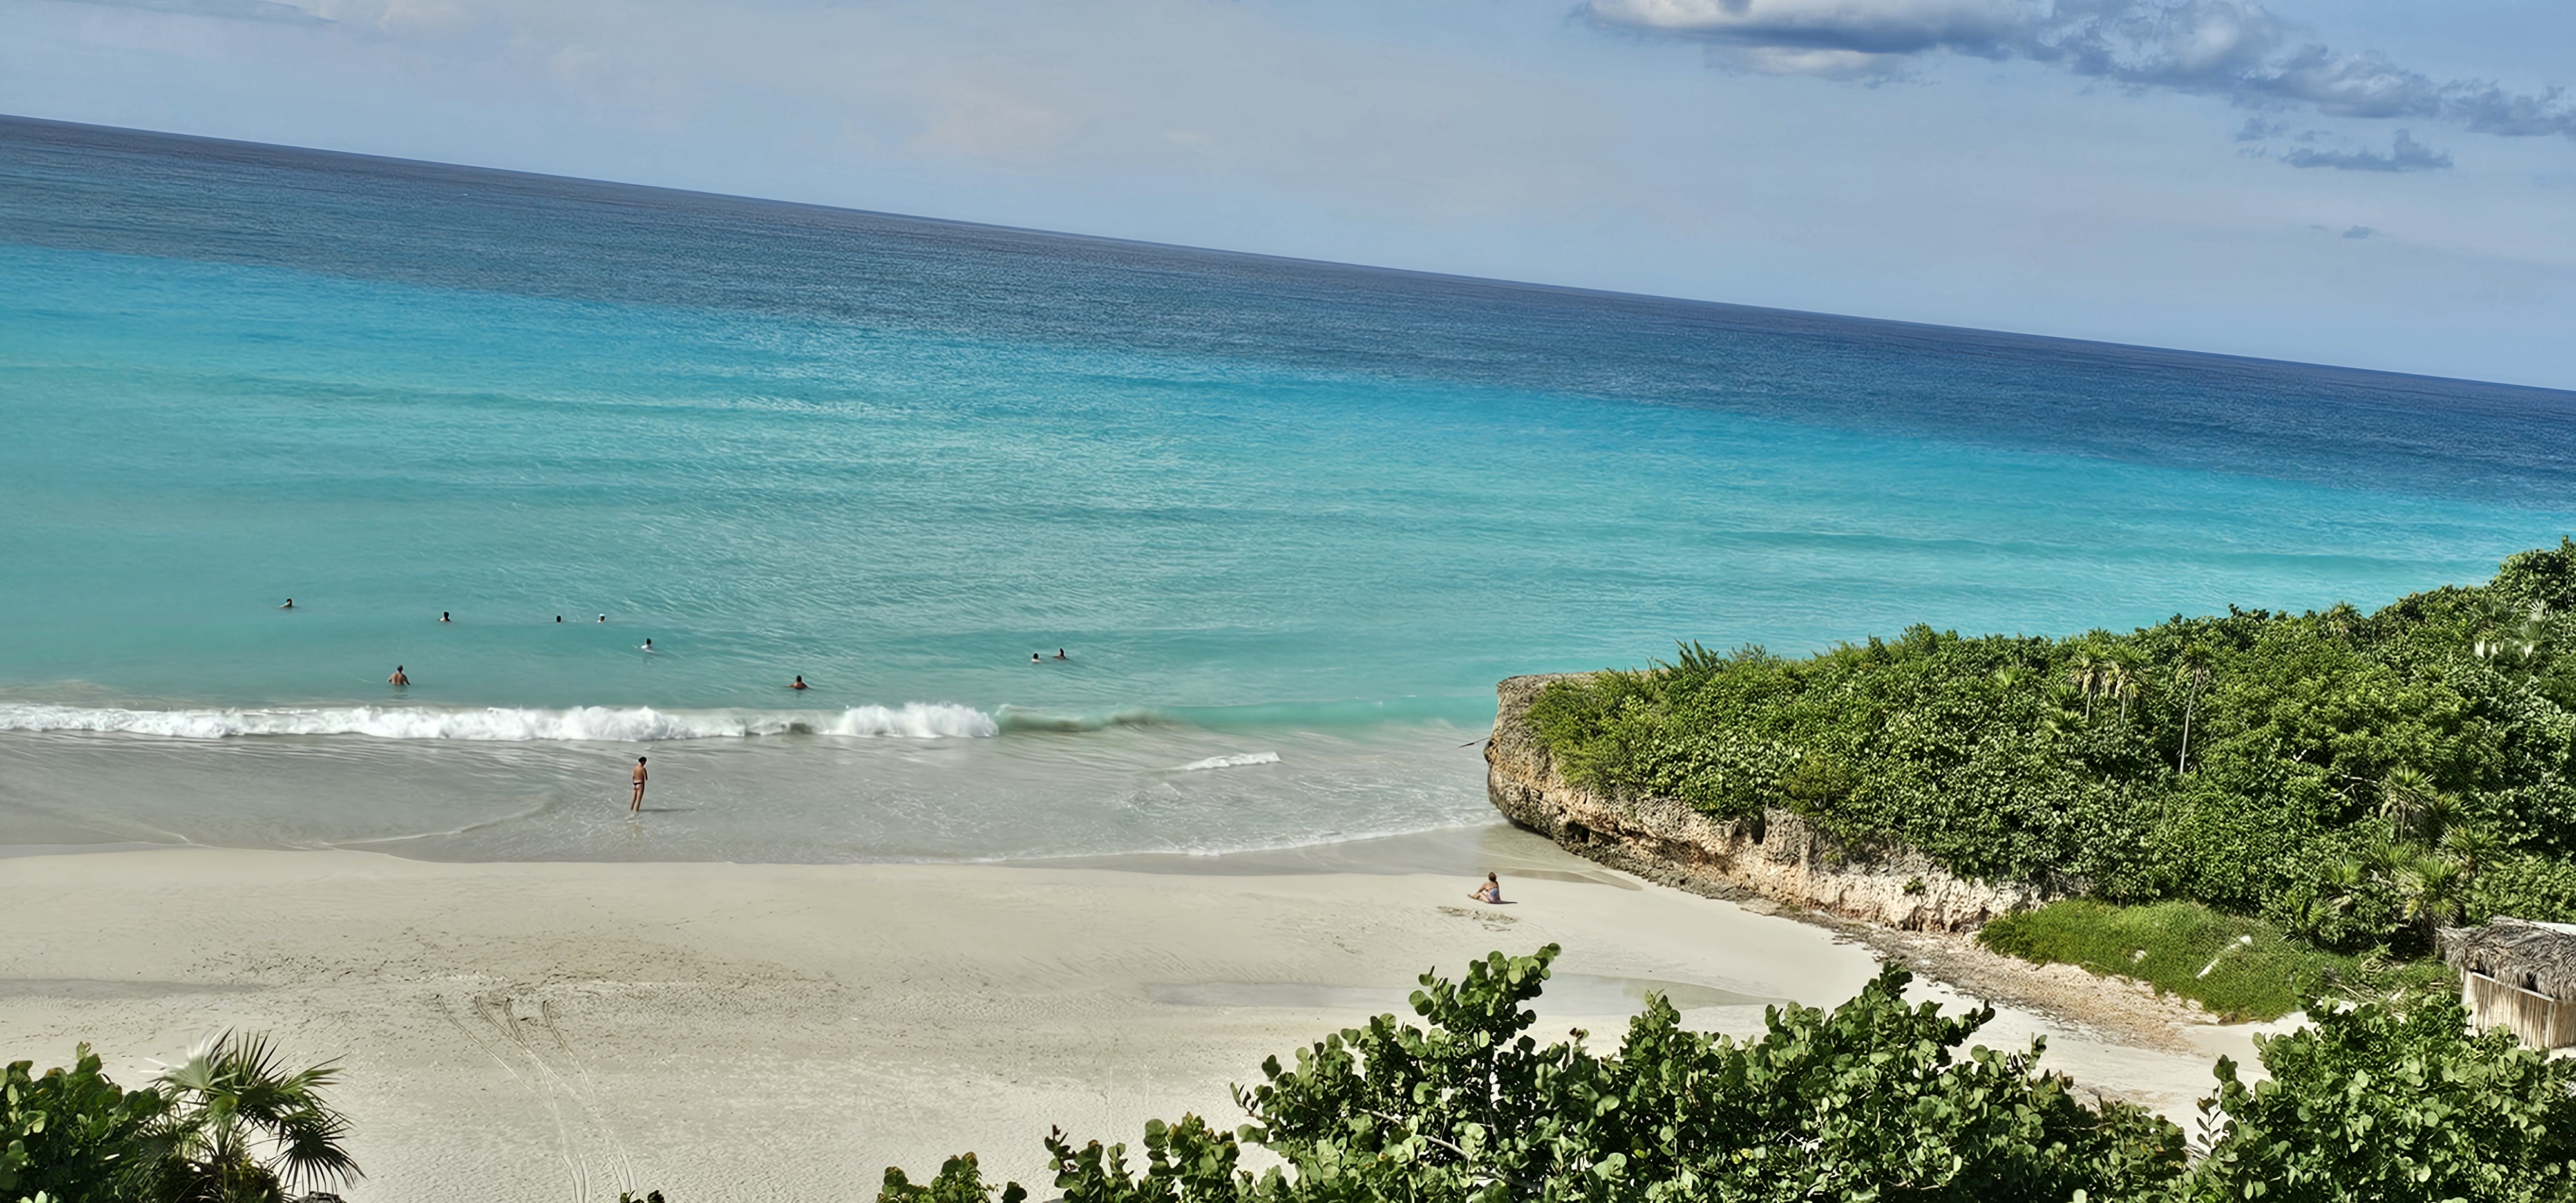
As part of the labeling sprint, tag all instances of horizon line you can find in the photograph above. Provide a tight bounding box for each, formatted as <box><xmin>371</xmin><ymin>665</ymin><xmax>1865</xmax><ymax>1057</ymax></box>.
<box><xmin>6</xmin><ymin>111</ymin><xmax>2567</xmax><ymax>401</ymax></box>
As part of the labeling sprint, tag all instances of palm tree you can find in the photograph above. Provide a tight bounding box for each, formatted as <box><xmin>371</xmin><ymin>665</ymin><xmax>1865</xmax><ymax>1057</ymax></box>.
<box><xmin>2289</xmin><ymin>855</ymin><xmax>2366</xmax><ymax>943</ymax></box>
<box><xmin>2067</xmin><ymin>652</ymin><xmax>2102</xmax><ymax>721</ymax></box>
<box><xmin>2398</xmin><ymin>853</ymin><xmax>2468</xmax><ymax>949</ymax></box>
<box><xmin>144</xmin><ymin>1032</ymin><xmax>360</xmax><ymax>1203</ymax></box>
<box><xmin>2376</xmin><ymin>766</ymin><xmax>2440</xmax><ymax>840</ymax></box>
<box><xmin>2414</xmin><ymin>790</ymin><xmax>2461</xmax><ymax>847</ymax></box>
<box><xmin>2103</xmin><ymin>658</ymin><xmax>2139</xmax><ymax>724</ymax></box>
<box><xmin>2172</xmin><ymin>644</ymin><xmax>2213</xmax><ymax>773</ymax></box>
<box><xmin>2440</xmin><ymin>824</ymin><xmax>2503</xmax><ymax>885</ymax></box>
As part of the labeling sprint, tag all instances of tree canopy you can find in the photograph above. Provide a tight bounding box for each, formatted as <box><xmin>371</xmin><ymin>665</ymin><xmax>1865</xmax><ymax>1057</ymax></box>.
<box><xmin>1526</xmin><ymin>542</ymin><xmax>2576</xmax><ymax>952</ymax></box>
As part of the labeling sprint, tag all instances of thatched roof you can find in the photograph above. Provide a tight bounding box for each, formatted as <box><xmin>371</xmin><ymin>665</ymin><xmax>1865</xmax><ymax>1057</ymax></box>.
<box><xmin>2440</xmin><ymin>918</ymin><xmax>2576</xmax><ymax>1002</ymax></box>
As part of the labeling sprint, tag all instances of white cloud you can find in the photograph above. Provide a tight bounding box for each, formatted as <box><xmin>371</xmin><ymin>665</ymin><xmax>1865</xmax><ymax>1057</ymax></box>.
<box><xmin>1587</xmin><ymin>0</ymin><xmax>2576</xmax><ymax>144</ymax></box>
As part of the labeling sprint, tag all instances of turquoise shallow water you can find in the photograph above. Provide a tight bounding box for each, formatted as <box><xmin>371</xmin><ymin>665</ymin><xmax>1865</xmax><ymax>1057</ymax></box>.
<box><xmin>3</xmin><ymin>117</ymin><xmax>2571</xmax><ymax>862</ymax></box>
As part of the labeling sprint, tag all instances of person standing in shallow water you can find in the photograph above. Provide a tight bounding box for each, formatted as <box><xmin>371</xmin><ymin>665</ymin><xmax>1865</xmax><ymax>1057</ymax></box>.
<box><xmin>630</xmin><ymin>757</ymin><xmax>648</xmax><ymax>813</ymax></box>
<box><xmin>388</xmin><ymin>665</ymin><xmax>408</xmax><ymax>686</ymax></box>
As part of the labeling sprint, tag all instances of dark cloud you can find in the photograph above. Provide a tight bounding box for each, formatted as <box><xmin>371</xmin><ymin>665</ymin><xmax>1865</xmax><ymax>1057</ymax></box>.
<box><xmin>1587</xmin><ymin>0</ymin><xmax>2575</xmax><ymax>141</ymax></box>
<box><xmin>2280</xmin><ymin>129</ymin><xmax>2452</xmax><ymax>173</ymax></box>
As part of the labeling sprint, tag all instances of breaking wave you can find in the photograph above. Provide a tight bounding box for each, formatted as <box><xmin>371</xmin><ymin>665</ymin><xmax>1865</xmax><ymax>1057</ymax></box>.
<box><xmin>992</xmin><ymin>705</ymin><xmax>1167</xmax><ymax>733</ymax></box>
<box><xmin>1172</xmin><ymin>751</ymin><xmax>1282</xmax><ymax>772</ymax></box>
<box><xmin>0</xmin><ymin>702</ymin><xmax>999</xmax><ymax>742</ymax></box>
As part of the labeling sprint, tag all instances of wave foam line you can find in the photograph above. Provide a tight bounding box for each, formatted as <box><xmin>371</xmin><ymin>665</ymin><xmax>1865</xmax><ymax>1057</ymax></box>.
<box><xmin>0</xmin><ymin>703</ymin><xmax>999</xmax><ymax>742</ymax></box>
<box><xmin>1173</xmin><ymin>752</ymin><xmax>1282</xmax><ymax>772</ymax></box>
<box><xmin>992</xmin><ymin>705</ymin><xmax>1167</xmax><ymax>733</ymax></box>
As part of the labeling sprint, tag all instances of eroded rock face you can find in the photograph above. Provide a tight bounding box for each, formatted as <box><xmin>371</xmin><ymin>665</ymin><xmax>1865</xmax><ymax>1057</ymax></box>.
<box><xmin>1486</xmin><ymin>674</ymin><xmax>2043</xmax><ymax>933</ymax></box>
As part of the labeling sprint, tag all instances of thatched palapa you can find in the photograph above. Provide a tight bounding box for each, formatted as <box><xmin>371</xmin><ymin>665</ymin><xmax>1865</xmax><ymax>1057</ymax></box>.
<box><xmin>2439</xmin><ymin>918</ymin><xmax>2576</xmax><ymax>1050</ymax></box>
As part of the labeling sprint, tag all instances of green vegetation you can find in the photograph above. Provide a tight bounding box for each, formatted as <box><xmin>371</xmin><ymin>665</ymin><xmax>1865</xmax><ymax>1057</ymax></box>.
<box><xmin>2183</xmin><ymin>994</ymin><xmax>2576</xmax><ymax>1203</ymax></box>
<box><xmin>1</xmin><ymin>1034</ymin><xmax>356</xmax><ymax>1203</ymax></box>
<box><xmin>885</xmin><ymin>947</ymin><xmax>2576</xmax><ymax>1202</ymax></box>
<box><xmin>1524</xmin><ymin>542</ymin><xmax>2576</xmax><ymax>956</ymax></box>
<box><xmin>1977</xmin><ymin>899</ymin><xmax>2446</xmax><ymax>1021</ymax></box>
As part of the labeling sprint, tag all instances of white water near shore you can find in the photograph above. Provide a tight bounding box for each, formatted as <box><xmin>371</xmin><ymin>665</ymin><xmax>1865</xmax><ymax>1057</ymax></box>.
<box><xmin>0</xmin><ymin>721</ymin><xmax>1490</xmax><ymax>864</ymax></box>
<box><xmin>0</xmin><ymin>829</ymin><xmax>2271</xmax><ymax>1202</ymax></box>
<box><xmin>0</xmin><ymin>701</ymin><xmax>1003</xmax><ymax>741</ymax></box>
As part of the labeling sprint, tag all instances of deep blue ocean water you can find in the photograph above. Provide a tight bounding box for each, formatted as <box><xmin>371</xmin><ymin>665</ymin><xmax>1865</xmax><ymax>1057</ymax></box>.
<box><xmin>4</xmin><ymin>115</ymin><xmax>2571</xmax><ymax>862</ymax></box>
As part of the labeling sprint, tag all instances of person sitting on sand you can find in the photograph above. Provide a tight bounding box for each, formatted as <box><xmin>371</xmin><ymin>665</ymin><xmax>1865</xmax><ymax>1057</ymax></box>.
<box><xmin>791</xmin><ymin>675</ymin><xmax>808</xmax><ymax>690</ymax></box>
<box><xmin>388</xmin><ymin>665</ymin><xmax>409</xmax><ymax>687</ymax></box>
<box><xmin>1471</xmin><ymin>873</ymin><xmax>1502</xmax><ymax>904</ymax></box>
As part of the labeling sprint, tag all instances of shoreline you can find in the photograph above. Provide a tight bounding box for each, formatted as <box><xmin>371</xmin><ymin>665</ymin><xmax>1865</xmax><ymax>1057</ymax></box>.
<box><xmin>1</xmin><ymin>829</ymin><xmax>2269</xmax><ymax>1201</ymax></box>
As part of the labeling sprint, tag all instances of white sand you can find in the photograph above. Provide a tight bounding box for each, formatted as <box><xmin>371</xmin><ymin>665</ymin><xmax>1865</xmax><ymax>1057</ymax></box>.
<box><xmin>0</xmin><ymin>829</ymin><xmax>2264</xmax><ymax>1201</ymax></box>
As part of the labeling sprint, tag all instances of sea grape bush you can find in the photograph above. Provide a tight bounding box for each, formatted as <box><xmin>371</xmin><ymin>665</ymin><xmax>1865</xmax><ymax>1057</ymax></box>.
<box><xmin>0</xmin><ymin>1034</ymin><xmax>357</xmax><ymax>1203</ymax></box>
<box><xmin>1</xmin><ymin>1047</ymin><xmax>164</xmax><ymax>1202</ymax></box>
<box><xmin>1525</xmin><ymin>542</ymin><xmax>2576</xmax><ymax>952</ymax></box>
<box><xmin>2178</xmin><ymin>990</ymin><xmax>2576</xmax><ymax>1203</ymax></box>
<box><xmin>882</xmin><ymin>947</ymin><xmax>2576</xmax><ymax>1203</ymax></box>
<box><xmin>891</xmin><ymin>947</ymin><xmax>2184</xmax><ymax>1202</ymax></box>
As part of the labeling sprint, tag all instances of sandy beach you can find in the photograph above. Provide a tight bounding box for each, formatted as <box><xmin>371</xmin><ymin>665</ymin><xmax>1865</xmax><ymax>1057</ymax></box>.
<box><xmin>1</xmin><ymin>826</ymin><xmax>2272</xmax><ymax>1202</ymax></box>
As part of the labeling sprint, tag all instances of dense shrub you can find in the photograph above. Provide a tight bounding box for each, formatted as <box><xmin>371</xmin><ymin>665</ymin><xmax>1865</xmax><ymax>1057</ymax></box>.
<box><xmin>1526</xmin><ymin>542</ymin><xmax>2576</xmax><ymax>951</ymax></box>
<box><xmin>2180</xmin><ymin>989</ymin><xmax>2576</xmax><ymax>1202</ymax></box>
<box><xmin>1</xmin><ymin>1047</ymin><xmax>166</xmax><ymax>1202</ymax></box>
<box><xmin>886</xmin><ymin>948</ymin><xmax>2576</xmax><ymax>1202</ymax></box>
<box><xmin>887</xmin><ymin>947</ymin><xmax>2189</xmax><ymax>1203</ymax></box>
<box><xmin>0</xmin><ymin>1035</ymin><xmax>355</xmax><ymax>1203</ymax></box>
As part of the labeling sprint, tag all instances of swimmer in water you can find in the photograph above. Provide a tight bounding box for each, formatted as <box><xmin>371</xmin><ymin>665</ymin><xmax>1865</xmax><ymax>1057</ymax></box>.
<box><xmin>388</xmin><ymin>665</ymin><xmax>409</xmax><ymax>687</ymax></box>
<box><xmin>555</xmin><ymin>616</ymin><xmax>563</xmax><ymax>623</ymax></box>
<box><xmin>1032</xmin><ymin>652</ymin><xmax>1042</xmax><ymax>663</ymax></box>
<box><xmin>598</xmin><ymin>615</ymin><xmax>607</xmax><ymax>623</ymax></box>
<box><xmin>441</xmin><ymin>612</ymin><xmax>451</xmax><ymax>623</ymax></box>
<box><xmin>279</xmin><ymin>599</ymin><xmax>294</xmax><ymax>609</ymax></box>
<box><xmin>642</xmin><ymin>638</ymin><xmax>654</xmax><ymax>652</ymax></box>
<box><xmin>790</xmin><ymin>675</ymin><xmax>808</xmax><ymax>690</ymax></box>
<box><xmin>1056</xmin><ymin>649</ymin><xmax>1068</xmax><ymax>660</ymax></box>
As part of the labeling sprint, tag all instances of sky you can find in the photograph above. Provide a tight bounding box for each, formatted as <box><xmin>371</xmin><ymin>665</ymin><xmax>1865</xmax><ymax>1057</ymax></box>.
<box><xmin>3</xmin><ymin>0</ymin><xmax>2572</xmax><ymax>388</ymax></box>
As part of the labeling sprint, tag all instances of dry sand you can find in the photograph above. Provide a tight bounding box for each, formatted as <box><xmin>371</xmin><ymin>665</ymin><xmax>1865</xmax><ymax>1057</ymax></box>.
<box><xmin>0</xmin><ymin>826</ymin><xmax>2274</xmax><ymax>1201</ymax></box>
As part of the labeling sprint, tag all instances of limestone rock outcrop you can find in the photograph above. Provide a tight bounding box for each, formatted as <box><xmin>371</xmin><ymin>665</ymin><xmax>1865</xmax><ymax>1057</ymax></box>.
<box><xmin>1486</xmin><ymin>674</ymin><xmax>2043</xmax><ymax>932</ymax></box>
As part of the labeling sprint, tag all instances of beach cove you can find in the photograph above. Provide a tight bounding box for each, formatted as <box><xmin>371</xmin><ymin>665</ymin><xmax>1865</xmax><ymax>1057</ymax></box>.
<box><xmin>0</xmin><ymin>828</ymin><xmax>2276</xmax><ymax>1201</ymax></box>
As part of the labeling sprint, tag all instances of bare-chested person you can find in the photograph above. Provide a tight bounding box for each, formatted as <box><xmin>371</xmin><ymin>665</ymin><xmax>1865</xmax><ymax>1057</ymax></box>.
<box><xmin>630</xmin><ymin>756</ymin><xmax>649</xmax><ymax>813</ymax></box>
<box><xmin>388</xmin><ymin>665</ymin><xmax>409</xmax><ymax>686</ymax></box>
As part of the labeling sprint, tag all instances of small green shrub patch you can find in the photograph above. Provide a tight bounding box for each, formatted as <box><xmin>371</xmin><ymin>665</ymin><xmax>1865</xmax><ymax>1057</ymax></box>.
<box><xmin>1976</xmin><ymin>900</ymin><xmax>2446</xmax><ymax>1021</ymax></box>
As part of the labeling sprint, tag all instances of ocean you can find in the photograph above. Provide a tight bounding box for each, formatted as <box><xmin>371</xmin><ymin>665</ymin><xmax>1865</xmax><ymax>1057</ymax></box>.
<box><xmin>3</xmin><ymin>115</ymin><xmax>2571</xmax><ymax>865</ymax></box>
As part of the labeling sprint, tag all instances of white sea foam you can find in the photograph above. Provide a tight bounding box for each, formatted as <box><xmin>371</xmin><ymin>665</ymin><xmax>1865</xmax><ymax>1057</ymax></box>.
<box><xmin>1173</xmin><ymin>751</ymin><xmax>1282</xmax><ymax>772</ymax></box>
<box><xmin>0</xmin><ymin>702</ymin><xmax>998</xmax><ymax>742</ymax></box>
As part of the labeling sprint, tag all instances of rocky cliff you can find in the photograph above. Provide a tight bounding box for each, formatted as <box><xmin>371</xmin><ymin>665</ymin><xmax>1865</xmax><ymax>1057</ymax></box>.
<box><xmin>1485</xmin><ymin>674</ymin><xmax>2045</xmax><ymax>932</ymax></box>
